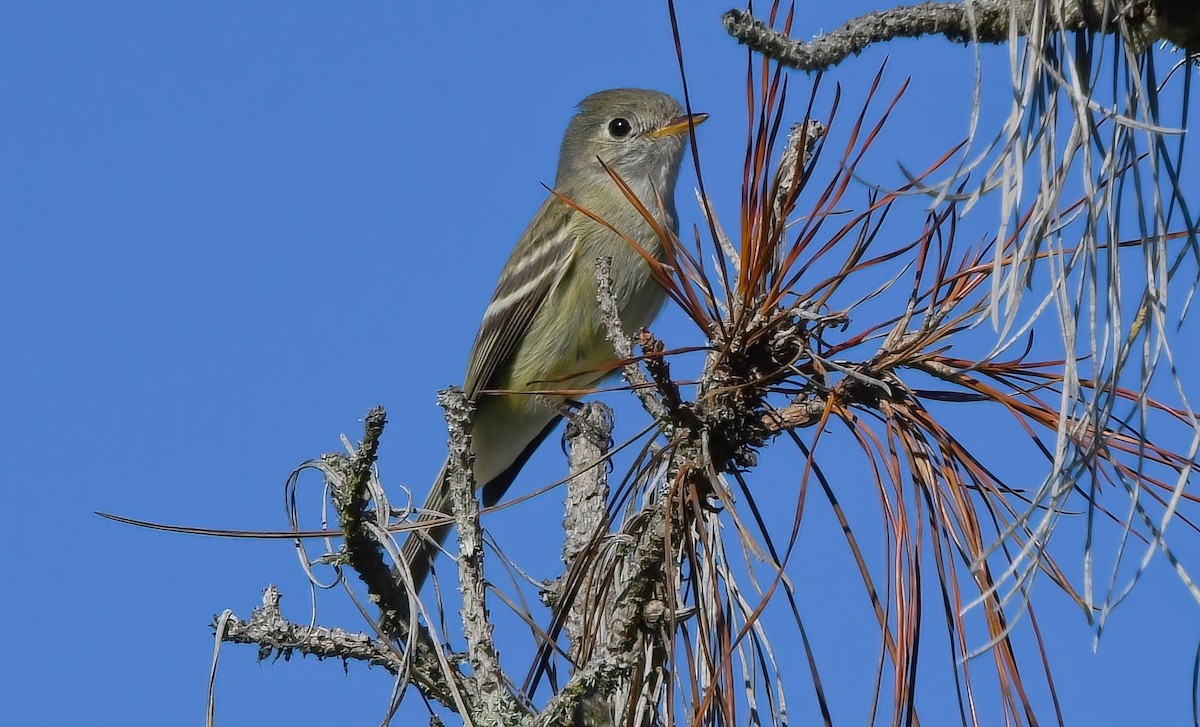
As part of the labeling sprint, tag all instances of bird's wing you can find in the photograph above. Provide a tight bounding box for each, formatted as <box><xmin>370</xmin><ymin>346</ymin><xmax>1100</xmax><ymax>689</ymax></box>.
<box><xmin>463</xmin><ymin>196</ymin><xmax>578</xmax><ymax>397</ymax></box>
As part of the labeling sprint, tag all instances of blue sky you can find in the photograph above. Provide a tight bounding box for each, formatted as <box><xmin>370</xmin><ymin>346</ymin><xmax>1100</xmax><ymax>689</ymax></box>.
<box><xmin>4</xmin><ymin>2</ymin><xmax>1199</xmax><ymax>725</ymax></box>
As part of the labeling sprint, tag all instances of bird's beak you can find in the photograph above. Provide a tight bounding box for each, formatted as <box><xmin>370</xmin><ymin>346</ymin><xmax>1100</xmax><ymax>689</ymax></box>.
<box><xmin>648</xmin><ymin>112</ymin><xmax>709</xmax><ymax>138</ymax></box>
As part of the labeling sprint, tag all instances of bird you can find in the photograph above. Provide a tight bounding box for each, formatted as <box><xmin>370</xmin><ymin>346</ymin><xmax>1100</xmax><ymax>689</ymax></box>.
<box><xmin>401</xmin><ymin>88</ymin><xmax>706</xmax><ymax>595</ymax></box>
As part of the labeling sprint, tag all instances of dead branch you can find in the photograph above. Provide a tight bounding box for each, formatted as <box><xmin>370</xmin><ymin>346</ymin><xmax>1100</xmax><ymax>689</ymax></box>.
<box><xmin>321</xmin><ymin>407</ymin><xmax>469</xmax><ymax>707</ymax></box>
<box><xmin>439</xmin><ymin>387</ymin><xmax>526</xmax><ymax>720</ymax></box>
<box><xmin>722</xmin><ymin>0</ymin><xmax>1176</xmax><ymax>73</ymax></box>
<box><xmin>534</xmin><ymin>501</ymin><xmax>669</xmax><ymax>726</ymax></box>
<box><xmin>327</xmin><ymin>407</ymin><xmax>410</xmax><ymax>638</ymax></box>
<box><xmin>557</xmin><ymin>402</ymin><xmax>615</xmax><ymax>652</ymax></box>
<box><xmin>215</xmin><ymin>585</ymin><xmax>405</xmax><ymax>673</ymax></box>
<box><xmin>595</xmin><ymin>256</ymin><xmax>671</xmax><ymax>421</ymax></box>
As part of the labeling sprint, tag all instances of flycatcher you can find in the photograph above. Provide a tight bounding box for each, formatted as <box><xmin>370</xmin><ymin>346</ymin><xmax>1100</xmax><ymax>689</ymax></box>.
<box><xmin>402</xmin><ymin>88</ymin><xmax>706</xmax><ymax>593</ymax></box>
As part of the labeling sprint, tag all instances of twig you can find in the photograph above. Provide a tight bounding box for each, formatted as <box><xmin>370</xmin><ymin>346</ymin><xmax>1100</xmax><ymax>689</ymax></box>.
<box><xmin>772</xmin><ymin>119</ymin><xmax>826</xmax><ymax>225</ymax></box>
<box><xmin>595</xmin><ymin>256</ymin><xmax>671</xmax><ymax>421</ymax></box>
<box><xmin>439</xmin><ymin>387</ymin><xmax>525</xmax><ymax>720</ymax></box>
<box><xmin>322</xmin><ymin>407</ymin><xmax>469</xmax><ymax>709</ymax></box>
<box><xmin>215</xmin><ymin>584</ymin><xmax>406</xmax><ymax>673</ymax></box>
<box><xmin>697</xmin><ymin>188</ymin><xmax>741</xmax><ymax>275</ymax></box>
<box><xmin>722</xmin><ymin>1</ymin><xmax>1163</xmax><ymax>73</ymax></box>
<box><xmin>636</xmin><ymin>329</ymin><xmax>685</xmax><ymax>417</ymax></box>
<box><xmin>763</xmin><ymin>397</ymin><xmax>829</xmax><ymax>433</ymax></box>
<box><xmin>328</xmin><ymin>407</ymin><xmax>412</xmax><ymax>638</ymax></box>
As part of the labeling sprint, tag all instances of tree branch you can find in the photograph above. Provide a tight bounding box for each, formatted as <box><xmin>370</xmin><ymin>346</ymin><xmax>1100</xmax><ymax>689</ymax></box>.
<box><xmin>722</xmin><ymin>0</ymin><xmax>1167</xmax><ymax>73</ymax></box>
<box><xmin>322</xmin><ymin>407</ymin><xmax>470</xmax><ymax>709</ymax></box>
<box><xmin>534</xmin><ymin>502</ymin><xmax>668</xmax><ymax>726</ymax></box>
<box><xmin>329</xmin><ymin>407</ymin><xmax>411</xmax><ymax>638</ymax></box>
<box><xmin>557</xmin><ymin>402</ymin><xmax>614</xmax><ymax>654</ymax></box>
<box><xmin>595</xmin><ymin>256</ymin><xmax>671</xmax><ymax>422</ymax></box>
<box><xmin>215</xmin><ymin>585</ymin><xmax>406</xmax><ymax>672</ymax></box>
<box><xmin>439</xmin><ymin>387</ymin><xmax>525</xmax><ymax>720</ymax></box>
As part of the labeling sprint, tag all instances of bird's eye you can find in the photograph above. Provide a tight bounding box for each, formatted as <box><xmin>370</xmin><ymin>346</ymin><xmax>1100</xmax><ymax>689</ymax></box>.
<box><xmin>607</xmin><ymin>118</ymin><xmax>633</xmax><ymax>138</ymax></box>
